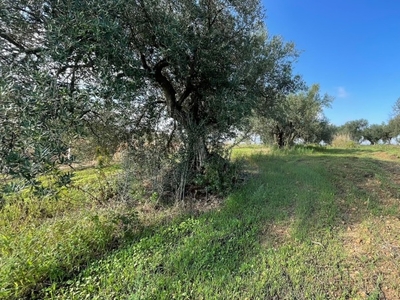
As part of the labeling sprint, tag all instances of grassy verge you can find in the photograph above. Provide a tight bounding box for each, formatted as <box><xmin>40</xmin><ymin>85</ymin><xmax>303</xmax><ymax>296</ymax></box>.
<box><xmin>0</xmin><ymin>164</ymin><xmax>141</xmax><ymax>299</ymax></box>
<box><xmin>45</xmin><ymin>147</ymin><xmax>347</xmax><ymax>299</ymax></box>
<box><xmin>1</xmin><ymin>145</ymin><xmax>400</xmax><ymax>299</ymax></box>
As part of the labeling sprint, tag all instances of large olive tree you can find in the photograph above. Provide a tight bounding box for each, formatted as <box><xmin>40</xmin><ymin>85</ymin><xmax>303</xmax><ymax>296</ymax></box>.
<box><xmin>1</xmin><ymin>0</ymin><xmax>301</xmax><ymax>196</ymax></box>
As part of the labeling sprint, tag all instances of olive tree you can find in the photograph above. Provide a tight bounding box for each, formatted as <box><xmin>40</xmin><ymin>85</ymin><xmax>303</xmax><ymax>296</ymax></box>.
<box><xmin>388</xmin><ymin>98</ymin><xmax>400</xmax><ymax>142</ymax></box>
<box><xmin>362</xmin><ymin>124</ymin><xmax>384</xmax><ymax>145</ymax></box>
<box><xmin>388</xmin><ymin>116</ymin><xmax>400</xmax><ymax>141</ymax></box>
<box><xmin>253</xmin><ymin>84</ymin><xmax>332</xmax><ymax>147</ymax></box>
<box><xmin>337</xmin><ymin>119</ymin><xmax>369</xmax><ymax>143</ymax></box>
<box><xmin>1</xmin><ymin>0</ymin><xmax>301</xmax><ymax>198</ymax></box>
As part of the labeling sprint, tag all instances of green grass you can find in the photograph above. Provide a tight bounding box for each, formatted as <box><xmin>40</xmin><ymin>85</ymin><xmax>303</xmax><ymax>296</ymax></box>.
<box><xmin>0</xmin><ymin>164</ymin><xmax>139</xmax><ymax>299</ymax></box>
<box><xmin>1</xmin><ymin>145</ymin><xmax>400</xmax><ymax>299</ymax></box>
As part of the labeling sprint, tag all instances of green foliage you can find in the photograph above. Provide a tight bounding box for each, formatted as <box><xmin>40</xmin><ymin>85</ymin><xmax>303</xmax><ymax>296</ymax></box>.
<box><xmin>337</xmin><ymin>119</ymin><xmax>369</xmax><ymax>143</ymax></box>
<box><xmin>0</xmin><ymin>12</ymin><xmax>84</xmax><ymax>190</ymax></box>
<box><xmin>2</xmin><ymin>146</ymin><xmax>400</xmax><ymax>298</ymax></box>
<box><xmin>0</xmin><ymin>164</ymin><xmax>141</xmax><ymax>300</ymax></box>
<box><xmin>362</xmin><ymin>123</ymin><xmax>384</xmax><ymax>144</ymax></box>
<box><xmin>389</xmin><ymin>97</ymin><xmax>400</xmax><ymax>140</ymax></box>
<box><xmin>193</xmin><ymin>153</ymin><xmax>243</xmax><ymax>196</ymax></box>
<box><xmin>0</xmin><ymin>74</ymin><xmax>77</xmax><ymax>192</ymax></box>
<box><xmin>391</xmin><ymin>97</ymin><xmax>400</xmax><ymax>117</ymax></box>
<box><xmin>388</xmin><ymin>115</ymin><xmax>400</xmax><ymax>140</ymax></box>
<box><xmin>253</xmin><ymin>84</ymin><xmax>333</xmax><ymax>147</ymax></box>
<box><xmin>0</xmin><ymin>0</ymin><xmax>302</xmax><ymax>196</ymax></box>
<box><xmin>95</xmin><ymin>146</ymin><xmax>111</xmax><ymax>167</ymax></box>
<box><xmin>42</xmin><ymin>150</ymin><xmax>344</xmax><ymax>298</ymax></box>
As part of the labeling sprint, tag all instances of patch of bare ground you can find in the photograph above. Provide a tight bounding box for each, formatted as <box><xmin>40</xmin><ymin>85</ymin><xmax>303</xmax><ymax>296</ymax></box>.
<box><xmin>342</xmin><ymin>217</ymin><xmax>400</xmax><ymax>299</ymax></box>
<box><xmin>135</xmin><ymin>195</ymin><xmax>225</xmax><ymax>226</ymax></box>
<box><xmin>373</xmin><ymin>152</ymin><xmax>400</xmax><ymax>161</ymax></box>
<box><xmin>360</xmin><ymin>177</ymin><xmax>399</xmax><ymax>207</ymax></box>
<box><xmin>338</xmin><ymin>161</ymin><xmax>400</xmax><ymax>299</ymax></box>
<box><xmin>260</xmin><ymin>221</ymin><xmax>292</xmax><ymax>249</ymax></box>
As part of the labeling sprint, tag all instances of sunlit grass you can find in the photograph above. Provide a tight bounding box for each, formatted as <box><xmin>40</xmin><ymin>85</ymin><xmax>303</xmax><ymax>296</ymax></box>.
<box><xmin>0</xmin><ymin>164</ymin><xmax>137</xmax><ymax>300</ymax></box>
<box><xmin>1</xmin><ymin>145</ymin><xmax>400</xmax><ymax>299</ymax></box>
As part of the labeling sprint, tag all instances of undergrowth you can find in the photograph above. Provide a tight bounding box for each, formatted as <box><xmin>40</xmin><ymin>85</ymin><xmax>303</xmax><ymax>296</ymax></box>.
<box><xmin>0</xmin><ymin>165</ymin><xmax>140</xmax><ymax>299</ymax></box>
<box><xmin>1</xmin><ymin>145</ymin><xmax>400</xmax><ymax>299</ymax></box>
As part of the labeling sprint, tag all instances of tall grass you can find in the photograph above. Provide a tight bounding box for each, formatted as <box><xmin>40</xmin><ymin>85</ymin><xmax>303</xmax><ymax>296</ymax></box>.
<box><xmin>37</xmin><ymin>148</ymin><xmax>352</xmax><ymax>299</ymax></box>
<box><xmin>331</xmin><ymin>133</ymin><xmax>358</xmax><ymax>148</ymax></box>
<box><xmin>0</xmin><ymin>165</ymin><xmax>140</xmax><ymax>299</ymax></box>
<box><xmin>2</xmin><ymin>145</ymin><xmax>400</xmax><ymax>299</ymax></box>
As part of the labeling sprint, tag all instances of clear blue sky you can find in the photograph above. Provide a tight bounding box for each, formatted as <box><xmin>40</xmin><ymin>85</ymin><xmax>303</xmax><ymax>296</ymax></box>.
<box><xmin>262</xmin><ymin>0</ymin><xmax>400</xmax><ymax>126</ymax></box>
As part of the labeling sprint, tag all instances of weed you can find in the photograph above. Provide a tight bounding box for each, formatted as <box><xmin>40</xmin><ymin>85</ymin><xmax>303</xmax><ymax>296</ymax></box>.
<box><xmin>2</xmin><ymin>145</ymin><xmax>400</xmax><ymax>299</ymax></box>
<box><xmin>0</xmin><ymin>164</ymin><xmax>139</xmax><ymax>300</ymax></box>
<box><xmin>332</xmin><ymin>133</ymin><xmax>359</xmax><ymax>148</ymax></box>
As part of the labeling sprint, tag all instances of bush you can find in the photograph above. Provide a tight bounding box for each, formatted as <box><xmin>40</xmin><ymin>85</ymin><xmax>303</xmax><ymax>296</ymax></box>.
<box><xmin>120</xmin><ymin>139</ymin><xmax>241</xmax><ymax>204</ymax></box>
<box><xmin>331</xmin><ymin>134</ymin><xmax>358</xmax><ymax>148</ymax></box>
<box><xmin>193</xmin><ymin>152</ymin><xmax>242</xmax><ymax>196</ymax></box>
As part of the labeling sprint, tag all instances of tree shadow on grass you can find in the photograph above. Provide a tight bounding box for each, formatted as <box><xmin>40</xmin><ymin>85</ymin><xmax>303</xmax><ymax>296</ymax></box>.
<box><xmin>45</xmin><ymin>151</ymin><xmax>400</xmax><ymax>299</ymax></box>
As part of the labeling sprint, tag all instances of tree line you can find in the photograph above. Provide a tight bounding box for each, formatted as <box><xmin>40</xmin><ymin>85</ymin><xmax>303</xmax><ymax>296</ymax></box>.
<box><xmin>251</xmin><ymin>94</ymin><xmax>400</xmax><ymax>147</ymax></box>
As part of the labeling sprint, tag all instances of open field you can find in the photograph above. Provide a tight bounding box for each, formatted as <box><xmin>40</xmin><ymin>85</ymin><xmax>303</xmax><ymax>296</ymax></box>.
<box><xmin>1</xmin><ymin>145</ymin><xmax>400</xmax><ymax>299</ymax></box>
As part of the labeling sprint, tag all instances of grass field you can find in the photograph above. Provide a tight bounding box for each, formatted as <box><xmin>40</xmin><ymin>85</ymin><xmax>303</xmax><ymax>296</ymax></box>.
<box><xmin>1</xmin><ymin>145</ymin><xmax>400</xmax><ymax>299</ymax></box>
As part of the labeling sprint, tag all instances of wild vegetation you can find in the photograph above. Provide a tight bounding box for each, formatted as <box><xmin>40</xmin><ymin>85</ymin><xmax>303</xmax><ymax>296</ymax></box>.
<box><xmin>252</xmin><ymin>84</ymin><xmax>334</xmax><ymax>147</ymax></box>
<box><xmin>2</xmin><ymin>0</ymin><xmax>400</xmax><ymax>198</ymax></box>
<box><xmin>0</xmin><ymin>0</ymin><xmax>302</xmax><ymax>200</ymax></box>
<box><xmin>1</xmin><ymin>1</ymin><xmax>400</xmax><ymax>299</ymax></box>
<box><xmin>335</xmin><ymin>99</ymin><xmax>400</xmax><ymax>145</ymax></box>
<box><xmin>1</xmin><ymin>144</ymin><xmax>400</xmax><ymax>299</ymax></box>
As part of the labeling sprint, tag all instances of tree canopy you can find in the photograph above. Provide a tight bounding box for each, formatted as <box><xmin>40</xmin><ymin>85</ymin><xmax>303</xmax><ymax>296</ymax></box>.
<box><xmin>337</xmin><ymin>119</ymin><xmax>369</xmax><ymax>143</ymax></box>
<box><xmin>1</xmin><ymin>0</ymin><xmax>302</xmax><ymax>196</ymax></box>
<box><xmin>253</xmin><ymin>84</ymin><xmax>333</xmax><ymax>147</ymax></box>
<box><xmin>362</xmin><ymin>123</ymin><xmax>385</xmax><ymax>145</ymax></box>
<box><xmin>388</xmin><ymin>98</ymin><xmax>400</xmax><ymax>141</ymax></box>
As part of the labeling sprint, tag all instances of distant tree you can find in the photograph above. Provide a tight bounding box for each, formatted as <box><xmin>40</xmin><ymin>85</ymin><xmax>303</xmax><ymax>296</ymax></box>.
<box><xmin>338</xmin><ymin>119</ymin><xmax>369</xmax><ymax>143</ymax></box>
<box><xmin>311</xmin><ymin>120</ymin><xmax>337</xmax><ymax>145</ymax></box>
<box><xmin>388</xmin><ymin>98</ymin><xmax>400</xmax><ymax>141</ymax></box>
<box><xmin>391</xmin><ymin>97</ymin><xmax>400</xmax><ymax>117</ymax></box>
<box><xmin>388</xmin><ymin>115</ymin><xmax>400</xmax><ymax>139</ymax></box>
<box><xmin>253</xmin><ymin>84</ymin><xmax>333</xmax><ymax>147</ymax></box>
<box><xmin>382</xmin><ymin>124</ymin><xmax>396</xmax><ymax>144</ymax></box>
<box><xmin>362</xmin><ymin>124</ymin><xmax>384</xmax><ymax>145</ymax></box>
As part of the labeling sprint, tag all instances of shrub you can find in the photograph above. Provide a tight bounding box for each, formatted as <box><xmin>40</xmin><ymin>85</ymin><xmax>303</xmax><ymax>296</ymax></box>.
<box><xmin>331</xmin><ymin>134</ymin><xmax>358</xmax><ymax>148</ymax></box>
<box><xmin>193</xmin><ymin>152</ymin><xmax>242</xmax><ymax>196</ymax></box>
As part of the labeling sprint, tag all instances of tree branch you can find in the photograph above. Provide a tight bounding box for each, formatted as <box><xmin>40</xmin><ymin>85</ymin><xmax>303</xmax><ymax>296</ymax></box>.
<box><xmin>166</xmin><ymin>120</ymin><xmax>177</xmax><ymax>152</ymax></box>
<box><xmin>0</xmin><ymin>32</ymin><xmax>25</xmax><ymax>51</ymax></box>
<box><xmin>56</xmin><ymin>61</ymin><xmax>94</xmax><ymax>76</ymax></box>
<box><xmin>178</xmin><ymin>51</ymin><xmax>197</xmax><ymax>106</ymax></box>
<box><xmin>0</xmin><ymin>32</ymin><xmax>42</xmax><ymax>55</ymax></box>
<box><xmin>178</xmin><ymin>80</ymin><xmax>193</xmax><ymax>106</ymax></box>
<box><xmin>140</xmin><ymin>52</ymin><xmax>151</xmax><ymax>72</ymax></box>
<box><xmin>153</xmin><ymin>59</ymin><xmax>182</xmax><ymax>117</ymax></box>
<box><xmin>209</xmin><ymin>8</ymin><xmax>224</xmax><ymax>29</ymax></box>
